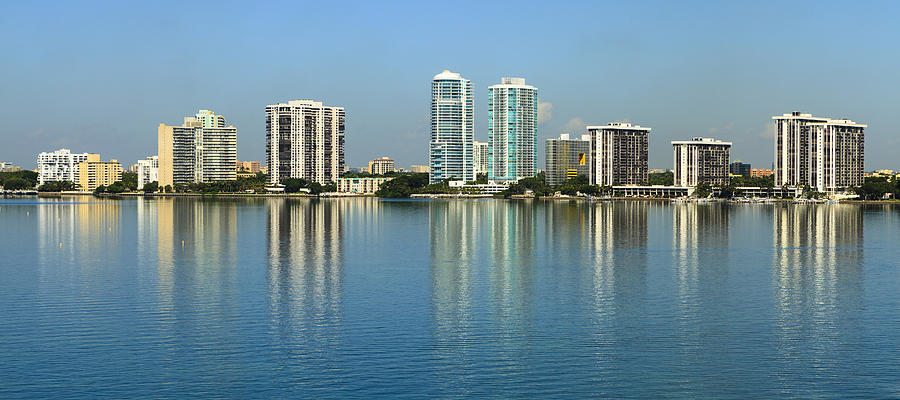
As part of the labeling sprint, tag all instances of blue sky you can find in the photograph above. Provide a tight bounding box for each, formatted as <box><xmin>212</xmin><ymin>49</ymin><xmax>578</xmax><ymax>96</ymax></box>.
<box><xmin>2</xmin><ymin>1</ymin><xmax>898</xmax><ymax>170</ymax></box>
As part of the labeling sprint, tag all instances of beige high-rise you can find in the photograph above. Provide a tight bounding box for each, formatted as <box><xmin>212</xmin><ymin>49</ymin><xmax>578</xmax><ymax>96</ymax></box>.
<box><xmin>158</xmin><ymin>110</ymin><xmax>237</xmax><ymax>188</ymax></box>
<box><xmin>77</xmin><ymin>156</ymin><xmax>122</xmax><ymax>191</ymax></box>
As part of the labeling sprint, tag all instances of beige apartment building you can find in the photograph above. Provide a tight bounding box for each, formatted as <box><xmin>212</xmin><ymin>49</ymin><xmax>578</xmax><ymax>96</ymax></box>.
<box><xmin>236</xmin><ymin>161</ymin><xmax>260</xmax><ymax>173</ymax></box>
<box><xmin>336</xmin><ymin>177</ymin><xmax>393</xmax><ymax>194</ymax></box>
<box><xmin>158</xmin><ymin>110</ymin><xmax>237</xmax><ymax>188</ymax></box>
<box><xmin>77</xmin><ymin>155</ymin><xmax>122</xmax><ymax>191</ymax></box>
<box><xmin>368</xmin><ymin>157</ymin><xmax>395</xmax><ymax>175</ymax></box>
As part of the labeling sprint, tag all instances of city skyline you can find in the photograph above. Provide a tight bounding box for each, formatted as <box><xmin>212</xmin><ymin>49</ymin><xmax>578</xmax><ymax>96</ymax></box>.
<box><xmin>2</xmin><ymin>2</ymin><xmax>899</xmax><ymax>170</ymax></box>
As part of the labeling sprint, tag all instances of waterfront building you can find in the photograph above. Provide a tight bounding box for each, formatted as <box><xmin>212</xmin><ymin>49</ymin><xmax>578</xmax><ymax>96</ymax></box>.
<box><xmin>336</xmin><ymin>176</ymin><xmax>393</xmax><ymax>194</ymax></box>
<box><xmin>730</xmin><ymin>161</ymin><xmax>751</xmax><ymax>176</ymax></box>
<box><xmin>158</xmin><ymin>110</ymin><xmax>237</xmax><ymax>188</ymax></box>
<box><xmin>587</xmin><ymin>122</ymin><xmax>651</xmax><ymax>186</ymax></box>
<box><xmin>236</xmin><ymin>161</ymin><xmax>260</xmax><ymax>173</ymax></box>
<box><xmin>135</xmin><ymin>156</ymin><xmax>159</xmax><ymax>188</ymax></box>
<box><xmin>430</xmin><ymin>70</ymin><xmax>474</xmax><ymax>183</ymax></box>
<box><xmin>473</xmin><ymin>141</ymin><xmax>488</xmax><ymax>176</ymax></box>
<box><xmin>487</xmin><ymin>77</ymin><xmax>538</xmax><ymax>181</ymax></box>
<box><xmin>750</xmin><ymin>168</ymin><xmax>774</xmax><ymax>178</ymax></box>
<box><xmin>77</xmin><ymin>157</ymin><xmax>122</xmax><ymax>191</ymax></box>
<box><xmin>773</xmin><ymin>111</ymin><xmax>865</xmax><ymax>192</ymax></box>
<box><xmin>37</xmin><ymin>149</ymin><xmax>95</xmax><ymax>186</ymax></box>
<box><xmin>368</xmin><ymin>157</ymin><xmax>395</xmax><ymax>175</ymax></box>
<box><xmin>545</xmin><ymin>133</ymin><xmax>591</xmax><ymax>186</ymax></box>
<box><xmin>2</xmin><ymin>165</ymin><xmax>22</xmax><ymax>172</ymax></box>
<box><xmin>410</xmin><ymin>165</ymin><xmax>430</xmax><ymax>173</ymax></box>
<box><xmin>265</xmin><ymin>100</ymin><xmax>345</xmax><ymax>185</ymax></box>
<box><xmin>672</xmin><ymin>137</ymin><xmax>732</xmax><ymax>187</ymax></box>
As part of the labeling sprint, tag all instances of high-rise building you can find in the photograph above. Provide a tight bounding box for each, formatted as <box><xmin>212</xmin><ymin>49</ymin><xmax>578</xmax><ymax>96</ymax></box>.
<box><xmin>430</xmin><ymin>70</ymin><xmax>474</xmax><ymax>183</ymax></box>
<box><xmin>488</xmin><ymin>77</ymin><xmax>538</xmax><ymax>181</ymax></box>
<box><xmin>265</xmin><ymin>100</ymin><xmax>345</xmax><ymax>185</ymax></box>
<box><xmin>773</xmin><ymin>111</ymin><xmax>865</xmax><ymax>192</ymax></box>
<box><xmin>729</xmin><ymin>160</ymin><xmax>751</xmax><ymax>176</ymax></box>
<box><xmin>77</xmin><ymin>158</ymin><xmax>122</xmax><ymax>191</ymax></box>
<box><xmin>368</xmin><ymin>157</ymin><xmax>395</xmax><ymax>175</ymax></box>
<box><xmin>158</xmin><ymin>110</ymin><xmax>237</xmax><ymax>188</ymax></box>
<box><xmin>545</xmin><ymin>133</ymin><xmax>591</xmax><ymax>186</ymax></box>
<box><xmin>672</xmin><ymin>137</ymin><xmax>732</xmax><ymax>187</ymax></box>
<box><xmin>37</xmin><ymin>149</ymin><xmax>96</xmax><ymax>186</ymax></box>
<box><xmin>136</xmin><ymin>156</ymin><xmax>159</xmax><ymax>188</ymax></box>
<box><xmin>473</xmin><ymin>141</ymin><xmax>488</xmax><ymax>176</ymax></box>
<box><xmin>587</xmin><ymin>122</ymin><xmax>651</xmax><ymax>186</ymax></box>
<box><xmin>236</xmin><ymin>161</ymin><xmax>260</xmax><ymax>173</ymax></box>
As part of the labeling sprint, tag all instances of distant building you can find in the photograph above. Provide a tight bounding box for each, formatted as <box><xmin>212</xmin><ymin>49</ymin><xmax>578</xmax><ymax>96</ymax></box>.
<box><xmin>488</xmin><ymin>77</ymin><xmax>538</xmax><ymax>181</ymax></box>
<box><xmin>430</xmin><ymin>70</ymin><xmax>474</xmax><ymax>183</ymax></box>
<box><xmin>672</xmin><ymin>137</ymin><xmax>732</xmax><ymax>187</ymax></box>
<box><xmin>266</xmin><ymin>100</ymin><xmax>345</xmax><ymax>185</ymax></box>
<box><xmin>368</xmin><ymin>157</ymin><xmax>395</xmax><ymax>175</ymax></box>
<box><xmin>77</xmin><ymin>157</ymin><xmax>122</xmax><ymax>191</ymax></box>
<box><xmin>587</xmin><ymin>122</ymin><xmax>650</xmax><ymax>186</ymax></box>
<box><xmin>545</xmin><ymin>133</ymin><xmax>591</xmax><ymax>186</ymax></box>
<box><xmin>135</xmin><ymin>156</ymin><xmax>159</xmax><ymax>188</ymax></box>
<box><xmin>410</xmin><ymin>165</ymin><xmax>430</xmax><ymax>173</ymax></box>
<box><xmin>236</xmin><ymin>161</ymin><xmax>260</xmax><ymax>174</ymax></box>
<box><xmin>336</xmin><ymin>177</ymin><xmax>393</xmax><ymax>194</ymax></box>
<box><xmin>648</xmin><ymin>168</ymin><xmax>668</xmax><ymax>174</ymax></box>
<box><xmin>473</xmin><ymin>141</ymin><xmax>488</xmax><ymax>176</ymax></box>
<box><xmin>773</xmin><ymin>111</ymin><xmax>865</xmax><ymax>192</ymax></box>
<box><xmin>730</xmin><ymin>161</ymin><xmax>751</xmax><ymax>176</ymax></box>
<box><xmin>128</xmin><ymin>163</ymin><xmax>139</xmax><ymax>173</ymax></box>
<box><xmin>158</xmin><ymin>110</ymin><xmax>237</xmax><ymax>187</ymax></box>
<box><xmin>37</xmin><ymin>149</ymin><xmax>96</xmax><ymax>186</ymax></box>
<box><xmin>750</xmin><ymin>168</ymin><xmax>774</xmax><ymax>178</ymax></box>
<box><xmin>2</xmin><ymin>166</ymin><xmax>23</xmax><ymax>172</ymax></box>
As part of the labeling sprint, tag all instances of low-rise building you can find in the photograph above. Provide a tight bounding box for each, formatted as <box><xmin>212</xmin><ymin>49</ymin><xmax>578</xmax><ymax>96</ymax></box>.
<box><xmin>236</xmin><ymin>161</ymin><xmax>260</xmax><ymax>173</ymax></box>
<box><xmin>77</xmin><ymin>157</ymin><xmax>122</xmax><ymax>191</ymax></box>
<box><xmin>136</xmin><ymin>156</ymin><xmax>159</xmax><ymax>188</ymax></box>
<box><xmin>410</xmin><ymin>165</ymin><xmax>430</xmax><ymax>173</ymax></box>
<box><xmin>730</xmin><ymin>161</ymin><xmax>751</xmax><ymax>176</ymax></box>
<box><xmin>750</xmin><ymin>168</ymin><xmax>774</xmax><ymax>178</ymax></box>
<box><xmin>336</xmin><ymin>177</ymin><xmax>393</xmax><ymax>194</ymax></box>
<box><xmin>368</xmin><ymin>157</ymin><xmax>395</xmax><ymax>175</ymax></box>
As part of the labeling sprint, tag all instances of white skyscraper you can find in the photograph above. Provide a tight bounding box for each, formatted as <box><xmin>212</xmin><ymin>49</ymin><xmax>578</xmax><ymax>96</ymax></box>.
<box><xmin>430</xmin><ymin>70</ymin><xmax>474</xmax><ymax>183</ymax></box>
<box><xmin>773</xmin><ymin>111</ymin><xmax>865</xmax><ymax>192</ymax></box>
<box><xmin>672</xmin><ymin>137</ymin><xmax>731</xmax><ymax>187</ymax></box>
<box><xmin>265</xmin><ymin>100</ymin><xmax>345</xmax><ymax>185</ymax></box>
<box><xmin>488</xmin><ymin>77</ymin><xmax>537</xmax><ymax>181</ymax></box>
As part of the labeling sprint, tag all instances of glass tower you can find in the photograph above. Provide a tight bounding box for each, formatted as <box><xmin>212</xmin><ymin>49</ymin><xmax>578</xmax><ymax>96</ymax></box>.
<box><xmin>430</xmin><ymin>70</ymin><xmax>474</xmax><ymax>183</ymax></box>
<box><xmin>488</xmin><ymin>77</ymin><xmax>537</xmax><ymax>182</ymax></box>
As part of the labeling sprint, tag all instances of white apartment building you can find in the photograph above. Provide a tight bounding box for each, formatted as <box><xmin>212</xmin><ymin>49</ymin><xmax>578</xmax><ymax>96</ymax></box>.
<box><xmin>672</xmin><ymin>137</ymin><xmax>732</xmax><ymax>187</ymax></box>
<box><xmin>136</xmin><ymin>156</ymin><xmax>159</xmax><ymax>188</ymax></box>
<box><xmin>430</xmin><ymin>70</ymin><xmax>474</xmax><ymax>183</ymax></box>
<box><xmin>158</xmin><ymin>110</ymin><xmax>237</xmax><ymax>187</ymax></box>
<box><xmin>336</xmin><ymin>177</ymin><xmax>393</xmax><ymax>194</ymax></box>
<box><xmin>488</xmin><ymin>77</ymin><xmax>538</xmax><ymax>181</ymax></box>
<box><xmin>266</xmin><ymin>100</ymin><xmax>345</xmax><ymax>185</ymax></box>
<box><xmin>37</xmin><ymin>149</ymin><xmax>95</xmax><ymax>185</ymax></box>
<box><xmin>473</xmin><ymin>141</ymin><xmax>488</xmax><ymax>176</ymax></box>
<box><xmin>773</xmin><ymin>112</ymin><xmax>865</xmax><ymax>192</ymax></box>
<box><xmin>587</xmin><ymin>122</ymin><xmax>651</xmax><ymax>186</ymax></box>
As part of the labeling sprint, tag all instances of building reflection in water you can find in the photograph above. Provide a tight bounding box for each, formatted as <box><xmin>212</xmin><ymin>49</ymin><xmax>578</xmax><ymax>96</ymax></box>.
<box><xmin>39</xmin><ymin>198</ymin><xmax>121</xmax><ymax>273</ymax></box>
<box><xmin>772</xmin><ymin>204</ymin><xmax>864</xmax><ymax>373</ymax></box>
<box><xmin>266</xmin><ymin>199</ymin><xmax>344</xmax><ymax>350</ymax></box>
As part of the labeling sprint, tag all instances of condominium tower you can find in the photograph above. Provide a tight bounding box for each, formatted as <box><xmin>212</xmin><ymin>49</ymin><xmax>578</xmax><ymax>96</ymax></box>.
<box><xmin>672</xmin><ymin>137</ymin><xmax>732</xmax><ymax>187</ymax></box>
<box><xmin>37</xmin><ymin>149</ymin><xmax>95</xmax><ymax>185</ymax></box>
<box><xmin>587</xmin><ymin>122</ymin><xmax>651</xmax><ymax>186</ymax></box>
<box><xmin>430</xmin><ymin>70</ymin><xmax>474</xmax><ymax>183</ymax></box>
<box><xmin>265</xmin><ymin>100</ymin><xmax>345</xmax><ymax>185</ymax></box>
<box><xmin>545</xmin><ymin>133</ymin><xmax>591</xmax><ymax>186</ymax></box>
<box><xmin>136</xmin><ymin>156</ymin><xmax>159</xmax><ymax>188</ymax></box>
<box><xmin>368</xmin><ymin>157</ymin><xmax>395</xmax><ymax>175</ymax></box>
<box><xmin>158</xmin><ymin>110</ymin><xmax>237</xmax><ymax>187</ymax></box>
<box><xmin>473</xmin><ymin>141</ymin><xmax>488</xmax><ymax>176</ymax></box>
<box><xmin>773</xmin><ymin>111</ymin><xmax>865</xmax><ymax>192</ymax></box>
<box><xmin>487</xmin><ymin>77</ymin><xmax>538</xmax><ymax>181</ymax></box>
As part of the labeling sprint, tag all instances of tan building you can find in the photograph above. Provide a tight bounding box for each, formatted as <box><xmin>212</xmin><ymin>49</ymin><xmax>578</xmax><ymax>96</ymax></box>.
<box><xmin>336</xmin><ymin>177</ymin><xmax>393</xmax><ymax>194</ymax></box>
<box><xmin>77</xmin><ymin>155</ymin><xmax>122</xmax><ymax>191</ymax></box>
<box><xmin>410</xmin><ymin>165</ymin><xmax>430</xmax><ymax>173</ymax></box>
<box><xmin>236</xmin><ymin>161</ymin><xmax>260</xmax><ymax>173</ymax></box>
<box><xmin>158</xmin><ymin>110</ymin><xmax>237</xmax><ymax>188</ymax></box>
<box><xmin>368</xmin><ymin>157</ymin><xmax>395</xmax><ymax>175</ymax></box>
<box><xmin>750</xmin><ymin>168</ymin><xmax>774</xmax><ymax>178</ymax></box>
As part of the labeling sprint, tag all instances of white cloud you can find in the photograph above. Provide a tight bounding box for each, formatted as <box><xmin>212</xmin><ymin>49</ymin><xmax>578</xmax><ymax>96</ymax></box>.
<box><xmin>562</xmin><ymin>117</ymin><xmax>586</xmax><ymax>134</ymax></box>
<box><xmin>538</xmin><ymin>102</ymin><xmax>553</xmax><ymax>125</ymax></box>
<box><xmin>759</xmin><ymin>122</ymin><xmax>776</xmax><ymax>138</ymax></box>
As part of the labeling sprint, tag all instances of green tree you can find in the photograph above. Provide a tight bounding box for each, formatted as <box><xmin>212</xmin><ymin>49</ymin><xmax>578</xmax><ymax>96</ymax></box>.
<box><xmin>375</xmin><ymin>173</ymin><xmax>430</xmax><ymax>198</ymax></box>
<box><xmin>475</xmin><ymin>173</ymin><xmax>488</xmax><ymax>184</ymax></box>
<box><xmin>2</xmin><ymin>177</ymin><xmax>29</xmax><ymax>190</ymax></box>
<box><xmin>121</xmin><ymin>172</ymin><xmax>138</xmax><ymax>191</ymax></box>
<box><xmin>142</xmin><ymin>181</ymin><xmax>159</xmax><ymax>193</ymax></box>
<box><xmin>648</xmin><ymin>171</ymin><xmax>673</xmax><ymax>185</ymax></box>
<box><xmin>282</xmin><ymin>178</ymin><xmax>308</xmax><ymax>193</ymax></box>
<box><xmin>106</xmin><ymin>181</ymin><xmax>126</xmax><ymax>193</ymax></box>
<box><xmin>693</xmin><ymin>181</ymin><xmax>712</xmax><ymax>198</ymax></box>
<box><xmin>38</xmin><ymin>181</ymin><xmax>75</xmax><ymax>192</ymax></box>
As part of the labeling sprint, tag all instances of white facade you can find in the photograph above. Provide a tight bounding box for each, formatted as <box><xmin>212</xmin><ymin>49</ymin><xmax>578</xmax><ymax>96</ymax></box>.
<box><xmin>473</xmin><ymin>141</ymin><xmax>488</xmax><ymax>176</ymax></box>
<box><xmin>773</xmin><ymin>112</ymin><xmax>866</xmax><ymax>192</ymax></box>
<box><xmin>488</xmin><ymin>77</ymin><xmax>538</xmax><ymax>181</ymax></box>
<box><xmin>37</xmin><ymin>149</ymin><xmax>94</xmax><ymax>185</ymax></box>
<box><xmin>336</xmin><ymin>177</ymin><xmax>392</xmax><ymax>194</ymax></box>
<box><xmin>136</xmin><ymin>156</ymin><xmax>159</xmax><ymax>188</ymax></box>
<box><xmin>266</xmin><ymin>100</ymin><xmax>345</xmax><ymax>185</ymax></box>
<box><xmin>587</xmin><ymin>123</ymin><xmax>651</xmax><ymax>186</ymax></box>
<box><xmin>430</xmin><ymin>70</ymin><xmax>474</xmax><ymax>183</ymax></box>
<box><xmin>672</xmin><ymin>137</ymin><xmax>731</xmax><ymax>187</ymax></box>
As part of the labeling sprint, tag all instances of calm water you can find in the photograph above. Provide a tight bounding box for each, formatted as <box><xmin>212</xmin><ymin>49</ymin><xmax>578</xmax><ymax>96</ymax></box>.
<box><xmin>1</xmin><ymin>197</ymin><xmax>899</xmax><ymax>398</ymax></box>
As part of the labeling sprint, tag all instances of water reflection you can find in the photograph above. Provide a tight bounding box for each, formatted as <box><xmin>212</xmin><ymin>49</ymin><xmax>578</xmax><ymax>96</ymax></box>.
<box><xmin>38</xmin><ymin>198</ymin><xmax>121</xmax><ymax>273</ymax></box>
<box><xmin>772</xmin><ymin>204</ymin><xmax>865</xmax><ymax>388</ymax></box>
<box><xmin>266</xmin><ymin>199</ymin><xmax>344</xmax><ymax>350</ymax></box>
